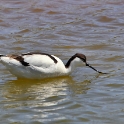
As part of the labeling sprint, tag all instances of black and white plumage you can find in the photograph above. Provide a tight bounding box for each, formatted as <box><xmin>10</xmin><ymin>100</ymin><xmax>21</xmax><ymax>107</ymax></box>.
<box><xmin>0</xmin><ymin>52</ymin><xmax>104</xmax><ymax>79</ymax></box>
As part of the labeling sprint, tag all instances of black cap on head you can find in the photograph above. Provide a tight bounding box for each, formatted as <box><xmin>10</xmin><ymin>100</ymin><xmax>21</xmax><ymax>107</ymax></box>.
<box><xmin>74</xmin><ymin>53</ymin><xmax>86</xmax><ymax>62</ymax></box>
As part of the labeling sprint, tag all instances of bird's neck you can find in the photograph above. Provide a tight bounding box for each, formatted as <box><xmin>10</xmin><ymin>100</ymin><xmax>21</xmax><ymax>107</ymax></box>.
<box><xmin>65</xmin><ymin>57</ymin><xmax>79</xmax><ymax>74</ymax></box>
<box><xmin>64</xmin><ymin>65</ymin><xmax>75</xmax><ymax>74</ymax></box>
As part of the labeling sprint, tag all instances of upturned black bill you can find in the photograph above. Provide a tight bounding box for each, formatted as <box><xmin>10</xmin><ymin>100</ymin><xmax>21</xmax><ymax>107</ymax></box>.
<box><xmin>85</xmin><ymin>63</ymin><xmax>107</xmax><ymax>74</ymax></box>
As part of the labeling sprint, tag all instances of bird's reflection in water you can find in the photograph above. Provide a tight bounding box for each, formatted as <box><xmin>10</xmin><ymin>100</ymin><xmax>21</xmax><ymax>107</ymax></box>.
<box><xmin>2</xmin><ymin>75</ymin><xmax>99</xmax><ymax>110</ymax></box>
<box><xmin>1</xmin><ymin>75</ymin><xmax>100</xmax><ymax>123</ymax></box>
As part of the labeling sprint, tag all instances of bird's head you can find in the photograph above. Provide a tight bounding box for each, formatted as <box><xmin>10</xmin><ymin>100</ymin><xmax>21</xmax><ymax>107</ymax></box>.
<box><xmin>66</xmin><ymin>53</ymin><xmax>107</xmax><ymax>74</ymax></box>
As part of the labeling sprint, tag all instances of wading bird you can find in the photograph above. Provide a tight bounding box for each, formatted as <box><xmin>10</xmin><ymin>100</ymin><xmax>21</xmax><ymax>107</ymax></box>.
<box><xmin>0</xmin><ymin>52</ymin><xmax>105</xmax><ymax>79</ymax></box>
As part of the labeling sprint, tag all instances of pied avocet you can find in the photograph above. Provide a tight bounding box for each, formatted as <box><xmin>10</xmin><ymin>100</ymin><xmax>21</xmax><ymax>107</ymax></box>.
<box><xmin>0</xmin><ymin>52</ymin><xmax>105</xmax><ymax>79</ymax></box>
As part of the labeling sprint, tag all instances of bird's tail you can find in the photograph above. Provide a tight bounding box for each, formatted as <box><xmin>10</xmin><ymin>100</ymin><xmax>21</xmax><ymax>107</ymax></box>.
<box><xmin>0</xmin><ymin>54</ymin><xmax>4</xmax><ymax>58</ymax></box>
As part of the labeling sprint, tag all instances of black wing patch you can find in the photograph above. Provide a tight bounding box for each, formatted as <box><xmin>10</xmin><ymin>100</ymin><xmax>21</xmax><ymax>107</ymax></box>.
<box><xmin>15</xmin><ymin>56</ymin><xmax>29</xmax><ymax>66</ymax></box>
<box><xmin>9</xmin><ymin>55</ymin><xmax>30</xmax><ymax>66</ymax></box>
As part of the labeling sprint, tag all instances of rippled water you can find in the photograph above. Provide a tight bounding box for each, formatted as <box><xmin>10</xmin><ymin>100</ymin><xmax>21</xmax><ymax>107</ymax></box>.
<box><xmin>0</xmin><ymin>0</ymin><xmax>124</xmax><ymax>123</ymax></box>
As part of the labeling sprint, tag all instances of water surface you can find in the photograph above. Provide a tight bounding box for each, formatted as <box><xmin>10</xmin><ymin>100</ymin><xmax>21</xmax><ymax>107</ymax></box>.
<box><xmin>0</xmin><ymin>0</ymin><xmax>124</xmax><ymax>123</ymax></box>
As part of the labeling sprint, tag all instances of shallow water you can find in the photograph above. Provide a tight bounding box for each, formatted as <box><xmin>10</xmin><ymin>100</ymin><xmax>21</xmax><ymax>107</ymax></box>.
<box><xmin>0</xmin><ymin>0</ymin><xmax>124</xmax><ymax>123</ymax></box>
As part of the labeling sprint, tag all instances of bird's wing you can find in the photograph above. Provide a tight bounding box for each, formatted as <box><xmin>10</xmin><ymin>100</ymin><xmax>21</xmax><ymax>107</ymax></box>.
<box><xmin>22</xmin><ymin>53</ymin><xmax>57</xmax><ymax>68</ymax></box>
<box><xmin>0</xmin><ymin>52</ymin><xmax>58</xmax><ymax>68</ymax></box>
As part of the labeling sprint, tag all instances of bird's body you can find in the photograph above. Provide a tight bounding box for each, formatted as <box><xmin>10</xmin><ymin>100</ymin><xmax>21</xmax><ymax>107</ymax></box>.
<box><xmin>0</xmin><ymin>52</ymin><xmax>104</xmax><ymax>79</ymax></box>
